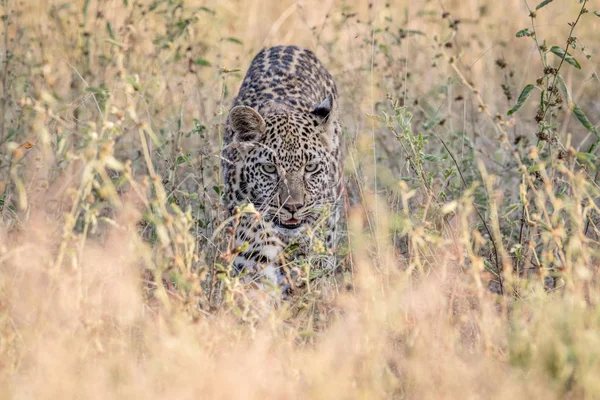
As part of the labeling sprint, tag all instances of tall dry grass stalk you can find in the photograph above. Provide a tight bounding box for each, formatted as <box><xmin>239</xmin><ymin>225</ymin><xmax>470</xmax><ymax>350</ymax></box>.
<box><xmin>0</xmin><ymin>0</ymin><xmax>599</xmax><ymax>398</ymax></box>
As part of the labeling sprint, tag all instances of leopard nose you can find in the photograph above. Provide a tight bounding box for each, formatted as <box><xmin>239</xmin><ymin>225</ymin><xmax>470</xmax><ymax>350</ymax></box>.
<box><xmin>283</xmin><ymin>203</ymin><xmax>303</xmax><ymax>214</ymax></box>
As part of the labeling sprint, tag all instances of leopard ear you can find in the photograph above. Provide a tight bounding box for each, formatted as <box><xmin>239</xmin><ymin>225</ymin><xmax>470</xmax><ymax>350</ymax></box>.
<box><xmin>312</xmin><ymin>94</ymin><xmax>339</xmax><ymax>150</ymax></box>
<box><xmin>311</xmin><ymin>93</ymin><xmax>335</xmax><ymax>125</ymax></box>
<box><xmin>228</xmin><ymin>106</ymin><xmax>266</xmax><ymax>142</ymax></box>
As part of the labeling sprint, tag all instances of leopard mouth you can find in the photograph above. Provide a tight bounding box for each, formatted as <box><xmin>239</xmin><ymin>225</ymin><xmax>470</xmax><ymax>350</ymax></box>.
<box><xmin>276</xmin><ymin>217</ymin><xmax>303</xmax><ymax>229</ymax></box>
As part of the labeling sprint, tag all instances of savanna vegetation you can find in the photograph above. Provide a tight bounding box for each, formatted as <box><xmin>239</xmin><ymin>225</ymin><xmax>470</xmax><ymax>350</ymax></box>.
<box><xmin>0</xmin><ymin>0</ymin><xmax>599</xmax><ymax>398</ymax></box>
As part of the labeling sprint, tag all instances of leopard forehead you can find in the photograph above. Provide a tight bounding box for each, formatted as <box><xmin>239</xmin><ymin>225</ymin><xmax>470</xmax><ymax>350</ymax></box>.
<box><xmin>256</xmin><ymin>111</ymin><xmax>329</xmax><ymax>166</ymax></box>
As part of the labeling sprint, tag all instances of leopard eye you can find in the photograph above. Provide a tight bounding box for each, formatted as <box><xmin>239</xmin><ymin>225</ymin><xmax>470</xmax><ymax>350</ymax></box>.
<box><xmin>261</xmin><ymin>163</ymin><xmax>278</xmax><ymax>175</ymax></box>
<box><xmin>305</xmin><ymin>162</ymin><xmax>319</xmax><ymax>173</ymax></box>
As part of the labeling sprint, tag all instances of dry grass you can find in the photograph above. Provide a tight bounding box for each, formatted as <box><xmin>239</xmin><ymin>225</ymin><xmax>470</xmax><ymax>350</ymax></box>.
<box><xmin>1</xmin><ymin>0</ymin><xmax>600</xmax><ymax>398</ymax></box>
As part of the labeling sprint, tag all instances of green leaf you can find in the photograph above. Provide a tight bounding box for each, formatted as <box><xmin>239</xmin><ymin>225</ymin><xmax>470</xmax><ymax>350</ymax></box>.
<box><xmin>507</xmin><ymin>84</ymin><xmax>535</xmax><ymax>116</ymax></box>
<box><xmin>593</xmin><ymin>11</ymin><xmax>600</xmax><ymax>17</ymax></box>
<box><xmin>422</xmin><ymin>153</ymin><xmax>440</xmax><ymax>162</ymax></box>
<box><xmin>576</xmin><ymin>152</ymin><xmax>597</xmax><ymax>169</ymax></box>
<box><xmin>516</xmin><ymin>28</ymin><xmax>533</xmax><ymax>38</ymax></box>
<box><xmin>535</xmin><ymin>0</ymin><xmax>554</xmax><ymax>10</ymax></box>
<box><xmin>176</xmin><ymin>154</ymin><xmax>190</xmax><ymax>165</ymax></box>
<box><xmin>502</xmin><ymin>203</ymin><xmax>520</xmax><ymax>218</ymax></box>
<box><xmin>125</xmin><ymin>76</ymin><xmax>141</xmax><ymax>91</ymax></box>
<box><xmin>123</xmin><ymin>0</ymin><xmax>128</xmax><ymax>6</ymax></box>
<box><xmin>199</xmin><ymin>7</ymin><xmax>216</xmax><ymax>15</ymax></box>
<box><xmin>82</xmin><ymin>0</ymin><xmax>91</xmax><ymax>20</ymax></box>
<box><xmin>186</xmin><ymin>120</ymin><xmax>206</xmax><ymax>138</ymax></box>
<box><xmin>149</xmin><ymin>1</ymin><xmax>160</xmax><ymax>12</ymax></box>
<box><xmin>194</xmin><ymin>58</ymin><xmax>211</xmax><ymax>66</ymax></box>
<box><xmin>175</xmin><ymin>19</ymin><xmax>192</xmax><ymax>30</ymax></box>
<box><xmin>550</xmin><ymin>46</ymin><xmax>581</xmax><ymax>69</ymax></box>
<box><xmin>572</xmin><ymin>104</ymin><xmax>598</xmax><ymax>136</ymax></box>
<box><xmin>225</xmin><ymin>37</ymin><xmax>243</xmax><ymax>45</ymax></box>
<box><xmin>85</xmin><ymin>84</ymin><xmax>109</xmax><ymax>112</ymax></box>
<box><xmin>555</xmin><ymin>73</ymin><xmax>573</xmax><ymax>107</ymax></box>
<box><xmin>406</xmin><ymin>30</ymin><xmax>425</xmax><ymax>37</ymax></box>
<box><xmin>106</xmin><ymin>22</ymin><xmax>115</xmax><ymax>40</ymax></box>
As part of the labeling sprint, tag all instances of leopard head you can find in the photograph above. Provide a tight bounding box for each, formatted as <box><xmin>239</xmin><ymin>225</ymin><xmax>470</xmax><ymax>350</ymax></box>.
<box><xmin>227</xmin><ymin>94</ymin><xmax>341</xmax><ymax>233</ymax></box>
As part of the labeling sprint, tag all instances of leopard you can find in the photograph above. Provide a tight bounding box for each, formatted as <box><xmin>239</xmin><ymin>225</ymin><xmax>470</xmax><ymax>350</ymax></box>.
<box><xmin>221</xmin><ymin>45</ymin><xmax>344</xmax><ymax>298</ymax></box>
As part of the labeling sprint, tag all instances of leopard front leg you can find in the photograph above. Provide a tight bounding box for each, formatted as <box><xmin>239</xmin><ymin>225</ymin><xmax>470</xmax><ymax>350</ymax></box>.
<box><xmin>231</xmin><ymin>214</ymin><xmax>290</xmax><ymax>296</ymax></box>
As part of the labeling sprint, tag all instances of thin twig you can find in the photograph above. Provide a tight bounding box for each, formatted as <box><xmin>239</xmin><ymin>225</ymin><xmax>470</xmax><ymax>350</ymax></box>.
<box><xmin>0</xmin><ymin>0</ymin><xmax>11</xmax><ymax>143</ymax></box>
<box><xmin>432</xmin><ymin>129</ymin><xmax>504</xmax><ymax>295</ymax></box>
<box><xmin>584</xmin><ymin>168</ymin><xmax>599</xmax><ymax>236</ymax></box>
<box><xmin>541</xmin><ymin>0</ymin><xmax>588</xmax><ymax>122</ymax></box>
